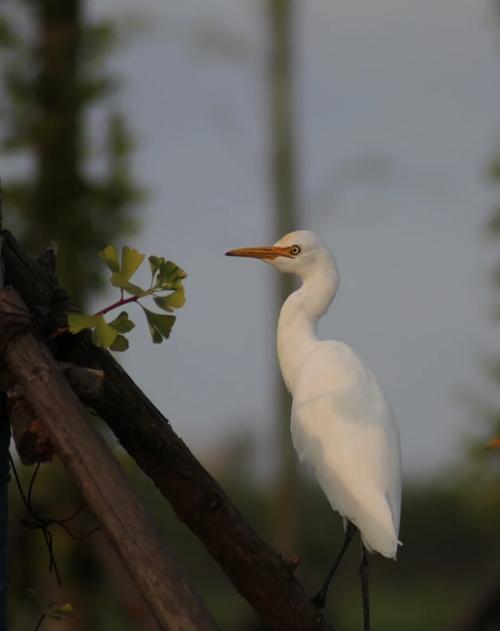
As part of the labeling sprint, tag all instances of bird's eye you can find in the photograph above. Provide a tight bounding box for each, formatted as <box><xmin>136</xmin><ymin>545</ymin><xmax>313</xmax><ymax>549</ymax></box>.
<box><xmin>290</xmin><ymin>245</ymin><xmax>301</xmax><ymax>256</ymax></box>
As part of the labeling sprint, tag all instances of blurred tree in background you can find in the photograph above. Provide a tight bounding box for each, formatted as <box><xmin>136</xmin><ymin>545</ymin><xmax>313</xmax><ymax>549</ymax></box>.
<box><xmin>485</xmin><ymin>149</ymin><xmax>500</xmax><ymax>446</ymax></box>
<box><xmin>0</xmin><ymin>0</ymin><xmax>144</xmax><ymax>308</ymax></box>
<box><xmin>266</xmin><ymin>0</ymin><xmax>301</xmax><ymax>556</ymax></box>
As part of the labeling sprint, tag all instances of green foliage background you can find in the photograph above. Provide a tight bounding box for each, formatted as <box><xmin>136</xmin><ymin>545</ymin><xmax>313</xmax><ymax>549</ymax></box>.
<box><xmin>0</xmin><ymin>0</ymin><xmax>144</xmax><ymax>308</ymax></box>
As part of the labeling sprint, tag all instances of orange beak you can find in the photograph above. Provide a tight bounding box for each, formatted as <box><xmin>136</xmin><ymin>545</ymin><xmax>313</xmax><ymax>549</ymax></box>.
<box><xmin>225</xmin><ymin>246</ymin><xmax>292</xmax><ymax>260</ymax></box>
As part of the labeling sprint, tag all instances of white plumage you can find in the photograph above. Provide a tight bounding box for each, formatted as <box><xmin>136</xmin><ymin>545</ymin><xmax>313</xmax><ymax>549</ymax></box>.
<box><xmin>290</xmin><ymin>340</ymin><xmax>401</xmax><ymax>557</ymax></box>
<box><xmin>227</xmin><ymin>229</ymin><xmax>402</xmax><ymax>560</ymax></box>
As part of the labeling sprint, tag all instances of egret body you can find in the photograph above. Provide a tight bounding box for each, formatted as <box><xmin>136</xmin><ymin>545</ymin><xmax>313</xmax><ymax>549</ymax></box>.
<box><xmin>226</xmin><ymin>230</ymin><xmax>402</xmax><ymax>627</ymax></box>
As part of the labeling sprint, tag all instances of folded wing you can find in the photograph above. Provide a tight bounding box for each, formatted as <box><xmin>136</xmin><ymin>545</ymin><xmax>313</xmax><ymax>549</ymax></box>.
<box><xmin>291</xmin><ymin>341</ymin><xmax>401</xmax><ymax>558</ymax></box>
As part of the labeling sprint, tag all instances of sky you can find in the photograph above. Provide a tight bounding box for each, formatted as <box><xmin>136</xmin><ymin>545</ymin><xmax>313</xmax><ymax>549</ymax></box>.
<box><xmin>86</xmin><ymin>0</ymin><xmax>500</xmax><ymax>478</ymax></box>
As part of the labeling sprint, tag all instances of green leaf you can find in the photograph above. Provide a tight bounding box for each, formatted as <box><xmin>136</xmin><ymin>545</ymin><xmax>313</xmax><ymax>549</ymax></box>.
<box><xmin>91</xmin><ymin>316</ymin><xmax>118</xmax><ymax>348</ymax></box>
<box><xmin>109</xmin><ymin>311</ymin><xmax>135</xmax><ymax>333</ymax></box>
<box><xmin>153</xmin><ymin>296</ymin><xmax>172</xmax><ymax>312</ymax></box>
<box><xmin>155</xmin><ymin>261</ymin><xmax>187</xmax><ymax>288</ymax></box>
<box><xmin>99</xmin><ymin>245</ymin><xmax>120</xmax><ymax>273</ymax></box>
<box><xmin>159</xmin><ymin>260</ymin><xmax>178</xmax><ymax>280</ymax></box>
<box><xmin>109</xmin><ymin>247</ymin><xmax>146</xmax><ymax>292</ymax></box>
<box><xmin>142</xmin><ymin>308</ymin><xmax>176</xmax><ymax>343</ymax></box>
<box><xmin>121</xmin><ymin>282</ymin><xmax>148</xmax><ymax>297</ymax></box>
<box><xmin>148</xmin><ymin>255</ymin><xmax>164</xmax><ymax>279</ymax></box>
<box><xmin>168</xmin><ymin>287</ymin><xmax>186</xmax><ymax>308</ymax></box>
<box><xmin>110</xmin><ymin>334</ymin><xmax>129</xmax><ymax>352</ymax></box>
<box><xmin>68</xmin><ymin>312</ymin><xmax>99</xmax><ymax>334</ymax></box>
<box><xmin>154</xmin><ymin>288</ymin><xmax>186</xmax><ymax>312</ymax></box>
<box><xmin>120</xmin><ymin>246</ymin><xmax>145</xmax><ymax>281</ymax></box>
<box><xmin>110</xmin><ymin>278</ymin><xmax>148</xmax><ymax>296</ymax></box>
<box><xmin>110</xmin><ymin>275</ymin><xmax>148</xmax><ymax>296</ymax></box>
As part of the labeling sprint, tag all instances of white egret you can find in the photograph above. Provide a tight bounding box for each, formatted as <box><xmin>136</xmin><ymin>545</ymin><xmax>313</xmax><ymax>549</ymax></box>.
<box><xmin>226</xmin><ymin>230</ymin><xmax>401</xmax><ymax>630</ymax></box>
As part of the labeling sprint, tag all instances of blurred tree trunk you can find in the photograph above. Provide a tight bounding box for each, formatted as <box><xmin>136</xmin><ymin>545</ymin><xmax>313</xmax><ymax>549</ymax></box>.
<box><xmin>1</xmin><ymin>0</ymin><xmax>143</xmax><ymax>308</ymax></box>
<box><xmin>266</xmin><ymin>0</ymin><xmax>300</xmax><ymax>554</ymax></box>
<box><xmin>33</xmin><ymin>0</ymin><xmax>84</xmax><ymax>303</ymax></box>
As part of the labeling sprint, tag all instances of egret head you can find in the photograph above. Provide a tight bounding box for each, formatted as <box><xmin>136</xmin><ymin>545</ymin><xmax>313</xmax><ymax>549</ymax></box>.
<box><xmin>226</xmin><ymin>230</ymin><xmax>334</xmax><ymax>280</ymax></box>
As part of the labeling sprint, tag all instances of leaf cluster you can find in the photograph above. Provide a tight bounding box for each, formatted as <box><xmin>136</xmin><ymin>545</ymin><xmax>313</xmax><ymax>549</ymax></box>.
<box><xmin>68</xmin><ymin>245</ymin><xmax>186</xmax><ymax>351</ymax></box>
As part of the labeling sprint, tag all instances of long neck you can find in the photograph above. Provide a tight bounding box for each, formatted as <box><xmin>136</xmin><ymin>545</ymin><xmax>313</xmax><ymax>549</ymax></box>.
<box><xmin>277</xmin><ymin>258</ymin><xmax>339</xmax><ymax>392</ymax></box>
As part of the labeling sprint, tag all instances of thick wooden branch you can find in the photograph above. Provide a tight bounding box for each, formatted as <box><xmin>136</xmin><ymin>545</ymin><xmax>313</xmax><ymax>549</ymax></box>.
<box><xmin>1</xmin><ymin>230</ymin><xmax>329</xmax><ymax>631</ymax></box>
<box><xmin>9</xmin><ymin>396</ymin><xmax>54</xmax><ymax>465</ymax></box>
<box><xmin>0</xmin><ymin>288</ymin><xmax>217</xmax><ymax>631</ymax></box>
<box><xmin>8</xmin><ymin>363</ymin><xmax>102</xmax><ymax>464</ymax></box>
<box><xmin>58</xmin><ymin>362</ymin><xmax>104</xmax><ymax>400</ymax></box>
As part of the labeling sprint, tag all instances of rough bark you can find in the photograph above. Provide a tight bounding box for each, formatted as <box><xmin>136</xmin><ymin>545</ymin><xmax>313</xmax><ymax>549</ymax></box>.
<box><xmin>9</xmin><ymin>362</ymin><xmax>102</xmax><ymax>464</ymax></box>
<box><xmin>0</xmin><ymin>287</ymin><xmax>217</xmax><ymax>631</ymax></box>
<box><xmin>1</xmin><ymin>228</ymin><xmax>330</xmax><ymax>630</ymax></box>
<box><xmin>9</xmin><ymin>397</ymin><xmax>54</xmax><ymax>465</ymax></box>
<box><xmin>8</xmin><ymin>361</ymin><xmax>101</xmax><ymax>464</ymax></box>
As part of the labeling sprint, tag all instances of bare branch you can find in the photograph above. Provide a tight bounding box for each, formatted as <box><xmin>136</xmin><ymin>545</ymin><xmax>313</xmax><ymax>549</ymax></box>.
<box><xmin>58</xmin><ymin>362</ymin><xmax>104</xmax><ymax>400</ymax></box>
<box><xmin>0</xmin><ymin>287</ymin><xmax>217</xmax><ymax>631</ymax></box>
<box><xmin>9</xmin><ymin>363</ymin><xmax>103</xmax><ymax>464</ymax></box>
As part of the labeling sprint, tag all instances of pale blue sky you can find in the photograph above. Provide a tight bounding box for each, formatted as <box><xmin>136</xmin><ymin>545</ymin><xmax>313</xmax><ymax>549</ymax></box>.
<box><xmin>87</xmin><ymin>0</ymin><xmax>500</xmax><ymax>477</ymax></box>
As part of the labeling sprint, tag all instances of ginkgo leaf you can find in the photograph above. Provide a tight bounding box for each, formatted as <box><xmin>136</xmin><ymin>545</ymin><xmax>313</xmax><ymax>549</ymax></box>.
<box><xmin>156</xmin><ymin>261</ymin><xmax>187</xmax><ymax>288</ymax></box>
<box><xmin>110</xmin><ymin>275</ymin><xmax>148</xmax><ymax>295</ymax></box>
<box><xmin>109</xmin><ymin>247</ymin><xmax>146</xmax><ymax>290</ymax></box>
<box><xmin>121</xmin><ymin>282</ymin><xmax>148</xmax><ymax>297</ymax></box>
<box><xmin>91</xmin><ymin>316</ymin><xmax>118</xmax><ymax>348</ymax></box>
<box><xmin>99</xmin><ymin>245</ymin><xmax>120</xmax><ymax>273</ymax></box>
<box><xmin>120</xmin><ymin>246</ymin><xmax>145</xmax><ymax>281</ymax></box>
<box><xmin>159</xmin><ymin>260</ymin><xmax>178</xmax><ymax>281</ymax></box>
<box><xmin>110</xmin><ymin>334</ymin><xmax>129</xmax><ymax>351</ymax></box>
<box><xmin>167</xmin><ymin>287</ymin><xmax>185</xmax><ymax>308</ymax></box>
<box><xmin>142</xmin><ymin>307</ymin><xmax>175</xmax><ymax>343</ymax></box>
<box><xmin>154</xmin><ymin>288</ymin><xmax>185</xmax><ymax>312</ymax></box>
<box><xmin>69</xmin><ymin>245</ymin><xmax>186</xmax><ymax>352</ymax></box>
<box><xmin>68</xmin><ymin>312</ymin><xmax>99</xmax><ymax>334</ymax></box>
<box><xmin>109</xmin><ymin>311</ymin><xmax>135</xmax><ymax>333</ymax></box>
<box><xmin>148</xmin><ymin>255</ymin><xmax>164</xmax><ymax>279</ymax></box>
<box><xmin>153</xmin><ymin>296</ymin><xmax>172</xmax><ymax>312</ymax></box>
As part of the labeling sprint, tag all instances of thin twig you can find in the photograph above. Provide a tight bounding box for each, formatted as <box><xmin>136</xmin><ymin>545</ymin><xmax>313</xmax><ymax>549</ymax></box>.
<box><xmin>33</xmin><ymin>612</ymin><xmax>46</xmax><ymax>631</ymax></box>
<box><xmin>51</xmin><ymin>293</ymin><xmax>139</xmax><ymax>338</ymax></box>
<box><xmin>9</xmin><ymin>453</ymin><xmax>101</xmax><ymax>587</ymax></box>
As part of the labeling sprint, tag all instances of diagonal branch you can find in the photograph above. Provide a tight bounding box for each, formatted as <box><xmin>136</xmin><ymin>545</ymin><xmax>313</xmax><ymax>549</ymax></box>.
<box><xmin>0</xmin><ymin>287</ymin><xmax>217</xmax><ymax>631</ymax></box>
<box><xmin>1</xmin><ymin>229</ymin><xmax>330</xmax><ymax>631</ymax></box>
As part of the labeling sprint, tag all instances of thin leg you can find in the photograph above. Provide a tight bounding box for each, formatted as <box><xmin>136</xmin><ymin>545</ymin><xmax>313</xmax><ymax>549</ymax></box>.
<box><xmin>312</xmin><ymin>521</ymin><xmax>357</xmax><ymax>609</ymax></box>
<box><xmin>359</xmin><ymin>545</ymin><xmax>371</xmax><ymax>631</ymax></box>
